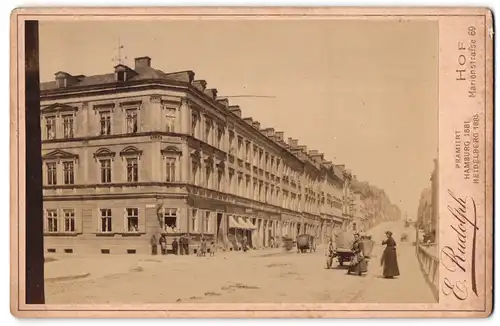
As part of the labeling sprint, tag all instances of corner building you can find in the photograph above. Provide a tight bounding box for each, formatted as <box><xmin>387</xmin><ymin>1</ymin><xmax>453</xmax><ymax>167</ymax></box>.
<box><xmin>41</xmin><ymin>56</ymin><xmax>352</xmax><ymax>254</ymax></box>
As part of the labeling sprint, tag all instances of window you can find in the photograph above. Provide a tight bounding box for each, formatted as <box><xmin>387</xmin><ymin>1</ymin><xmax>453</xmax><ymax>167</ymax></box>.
<box><xmin>126</xmin><ymin>208</ymin><xmax>139</xmax><ymax>232</ymax></box>
<box><xmin>229</xmin><ymin>171</ymin><xmax>234</xmax><ymax>193</ymax></box>
<box><xmin>217</xmin><ymin>169</ymin><xmax>224</xmax><ymax>191</ymax></box>
<box><xmin>47</xmin><ymin>162</ymin><xmax>57</xmax><ymax>185</ymax></box>
<box><xmin>191</xmin><ymin>209</ymin><xmax>198</xmax><ymax>232</ymax></box>
<box><xmin>63</xmin><ymin>161</ymin><xmax>74</xmax><ymax>185</ymax></box>
<box><xmin>228</xmin><ymin>131</ymin><xmax>235</xmax><ymax>154</ymax></box>
<box><xmin>217</xmin><ymin>128</ymin><xmax>223</xmax><ymax>149</ymax></box>
<box><xmin>100</xmin><ymin>209</ymin><xmax>112</xmax><ymax>233</ymax></box>
<box><xmin>166</xmin><ymin>157</ymin><xmax>176</xmax><ymax>182</ymax></box>
<box><xmin>245</xmin><ymin>142</ymin><xmax>250</xmax><ymax>162</ymax></box>
<box><xmin>191</xmin><ymin>160</ymin><xmax>198</xmax><ymax>184</ymax></box>
<box><xmin>246</xmin><ymin>178</ymin><xmax>251</xmax><ymax>198</ymax></box>
<box><xmin>64</xmin><ymin>209</ymin><xmax>76</xmax><ymax>232</ymax></box>
<box><xmin>162</xmin><ymin>208</ymin><xmax>177</xmax><ymax>232</ymax></box>
<box><xmin>204</xmin><ymin>120</ymin><xmax>211</xmax><ymax>143</ymax></box>
<box><xmin>238</xmin><ymin>137</ymin><xmax>243</xmax><ymax>158</ymax></box>
<box><xmin>100</xmin><ymin>159</ymin><xmax>112</xmax><ymax>183</ymax></box>
<box><xmin>253</xmin><ymin>147</ymin><xmax>258</xmax><ymax>165</ymax></box>
<box><xmin>117</xmin><ymin>71</ymin><xmax>126</xmax><ymax>82</ymax></box>
<box><xmin>191</xmin><ymin>113</ymin><xmax>197</xmax><ymax>137</ymax></box>
<box><xmin>46</xmin><ymin>116</ymin><xmax>56</xmax><ymax>140</ymax></box>
<box><xmin>62</xmin><ymin>115</ymin><xmax>74</xmax><ymax>138</ymax></box>
<box><xmin>205</xmin><ymin>165</ymin><xmax>211</xmax><ymax>188</ymax></box>
<box><xmin>126</xmin><ymin>158</ymin><xmax>138</xmax><ymax>182</ymax></box>
<box><xmin>126</xmin><ymin>109</ymin><xmax>138</xmax><ymax>134</ymax></box>
<box><xmin>99</xmin><ymin>111</ymin><xmax>111</xmax><ymax>135</ymax></box>
<box><xmin>238</xmin><ymin>175</ymin><xmax>243</xmax><ymax>196</ymax></box>
<box><xmin>46</xmin><ymin>209</ymin><xmax>58</xmax><ymax>233</ymax></box>
<box><xmin>166</xmin><ymin>115</ymin><xmax>175</xmax><ymax>132</ymax></box>
<box><xmin>204</xmin><ymin>211</ymin><xmax>210</xmax><ymax>233</ymax></box>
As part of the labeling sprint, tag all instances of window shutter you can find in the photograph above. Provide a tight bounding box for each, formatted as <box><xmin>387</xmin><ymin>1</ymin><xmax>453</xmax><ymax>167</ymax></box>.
<box><xmin>141</xmin><ymin>207</ymin><xmax>151</xmax><ymax>234</ymax></box>
<box><xmin>91</xmin><ymin>208</ymin><xmax>98</xmax><ymax>233</ymax></box>
<box><xmin>57</xmin><ymin>209</ymin><xmax>62</xmax><ymax>233</ymax></box>
<box><xmin>123</xmin><ymin>208</ymin><xmax>127</xmax><ymax>232</ymax></box>
<box><xmin>111</xmin><ymin>208</ymin><xmax>120</xmax><ymax>234</ymax></box>
<box><xmin>76</xmin><ymin>208</ymin><xmax>83</xmax><ymax>234</ymax></box>
<box><xmin>42</xmin><ymin>208</ymin><xmax>47</xmax><ymax>233</ymax></box>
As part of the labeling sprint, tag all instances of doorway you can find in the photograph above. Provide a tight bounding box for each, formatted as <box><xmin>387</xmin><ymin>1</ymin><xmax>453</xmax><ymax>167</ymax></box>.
<box><xmin>216</xmin><ymin>213</ymin><xmax>223</xmax><ymax>241</ymax></box>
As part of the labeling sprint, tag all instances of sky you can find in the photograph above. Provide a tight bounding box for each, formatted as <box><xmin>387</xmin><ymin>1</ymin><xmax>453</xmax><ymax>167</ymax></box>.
<box><xmin>39</xmin><ymin>19</ymin><xmax>438</xmax><ymax>218</ymax></box>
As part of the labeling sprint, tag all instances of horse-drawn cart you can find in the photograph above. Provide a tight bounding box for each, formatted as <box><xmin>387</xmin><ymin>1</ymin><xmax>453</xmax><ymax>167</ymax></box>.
<box><xmin>326</xmin><ymin>231</ymin><xmax>375</xmax><ymax>268</ymax></box>
<box><xmin>296</xmin><ymin>234</ymin><xmax>316</xmax><ymax>253</ymax></box>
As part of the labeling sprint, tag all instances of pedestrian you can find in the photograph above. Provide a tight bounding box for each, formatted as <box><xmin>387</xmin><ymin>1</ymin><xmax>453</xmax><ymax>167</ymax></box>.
<box><xmin>381</xmin><ymin>231</ymin><xmax>400</xmax><ymax>278</ymax></box>
<box><xmin>209</xmin><ymin>241</ymin><xmax>216</xmax><ymax>257</ymax></box>
<box><xmin>179</xmin><ymin>236</ymin><xmax>184</xmax><ymax>255</ymax></box>
<box><xmin>242</xmin><ymin>235</ymin><xmax>248</xmax><ymax>252</ymax></box>
<box><xmin>150</xmin><ymin>235</ymin><xmax>158</xmax><ymax>255</ymax></box>
<box><xmin>200</xmin><ymin>237</ymin><xmax>207</xmax><ymax>257</ymax></box>
<box><xmin>184</xmin><ymin>233</ymin><xmax>190</xmax><ymax>255</ymax></box>
<box><xmin>347</xmin><ymin>232</ymin><xmax>368</xmax><ymax>276</ymax></box>
<box><xmin>172</xmin><ymin>238</ymin><xmax>179</xmax><ymax>255</ymax></box>
<box><xmin>159</xmin><ymin>234</ymin><xmax>167</xmax><ymax>255</ymax></box>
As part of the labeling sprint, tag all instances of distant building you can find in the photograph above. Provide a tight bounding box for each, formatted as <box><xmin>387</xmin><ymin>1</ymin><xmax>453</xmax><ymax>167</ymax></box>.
<box><xmin>40</xmin><ymin>56</ymin><xmax>352</xmax><ymax>254</ymax></box>
<box><xmin>417</xmin><ymin>159</ymin><xmax>439</xmax><ymax>243</ymax></box>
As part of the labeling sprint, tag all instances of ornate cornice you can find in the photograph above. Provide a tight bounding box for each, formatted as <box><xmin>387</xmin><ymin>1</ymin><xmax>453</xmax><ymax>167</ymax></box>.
<box><xmin>93</xmin><ymin>148</ymin><xmax>116</xmax><ymax>159</ymax></box>
<box><xmin>119</xmin><ymin>146</ymin><xmax>143</xmax><ymax>157</ymax></box>
<box><xmin>42</xmin><ymin>149</ymin><xmax>79</xmax><ymax>161</ymax></box>
<box><xmin>161</xmin><ymin>145</ymin><xmax>182</xmax><ymax>156</ymax></box>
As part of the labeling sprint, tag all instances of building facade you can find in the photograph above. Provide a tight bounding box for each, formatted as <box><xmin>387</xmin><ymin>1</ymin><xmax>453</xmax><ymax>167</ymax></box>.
<box><xmin>417</xmin><ymin>158</ymin><xmax>439</xmax><ymax>244</ymax></box>
<box><xmin>40</xmin><ymin>56</ymin><xmax>352</xmax><ymax>255</ymax></box>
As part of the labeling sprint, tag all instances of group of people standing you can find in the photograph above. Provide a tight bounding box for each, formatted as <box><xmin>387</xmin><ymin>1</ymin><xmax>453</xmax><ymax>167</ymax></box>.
<box><xmin>150</xmin><ymin>234</ymin><xmax>191</xmax><ymax>256</ymax></box>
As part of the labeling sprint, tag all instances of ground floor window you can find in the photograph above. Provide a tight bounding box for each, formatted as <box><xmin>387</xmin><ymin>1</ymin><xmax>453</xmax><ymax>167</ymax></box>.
<box><xmin>191</xmin><ymin>209</ymin><xmax>198</xmax><ymax>233</ymax></box>
<box><xmin>204</xmin><ymin>211</ymin><xmax>210</xmax><ymax>233</ymax></box>
<box><xmin>63</xmin><ymin>209</ymin><xmax>76</xmax><ymax>232</ymax></box>
<box><xmin>162</xmin><ymin>208</ymin><xmax>178</xmax><ymax>233</ymax></box>
<box><xmin>126</xmin><ymin>208</ymin><xmax>139</xmax><ymax>232</ymax></box>
<box><xmin>46</xmin><ymin>209</ymin><xmax>58</xmax><ymax>233</ymax></box>
<box><xmin>100</xmin><ymin>208</ymin><xmax>112</xmax><ymax>233</ymax></box>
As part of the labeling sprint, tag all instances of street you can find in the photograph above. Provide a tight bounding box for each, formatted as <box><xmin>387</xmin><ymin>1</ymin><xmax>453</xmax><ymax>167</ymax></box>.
<box><xmin>45</xmin><ymin>222</ymin><xmax>436</xmax><ymax>304</ymax></box>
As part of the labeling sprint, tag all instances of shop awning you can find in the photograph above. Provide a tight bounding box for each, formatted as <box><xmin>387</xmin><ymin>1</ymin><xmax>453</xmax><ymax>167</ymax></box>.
<box><xmin>241</xmin><ymin>218</ymin><xmax>257</xmax><ymax>230</ymax></box>
<box><xmin>228</xmin><ymin>215</ymin><xmax>249</xmax><ymax>229</ymax></box>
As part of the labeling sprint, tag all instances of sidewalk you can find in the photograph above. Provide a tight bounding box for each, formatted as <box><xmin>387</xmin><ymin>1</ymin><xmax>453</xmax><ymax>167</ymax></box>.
<box><xmin>352</xmin><ymin>243</ymin><xmax>437</xmax><ymax>303</ymax></box>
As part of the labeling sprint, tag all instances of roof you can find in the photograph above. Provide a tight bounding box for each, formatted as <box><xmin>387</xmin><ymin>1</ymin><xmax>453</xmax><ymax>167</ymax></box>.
<box><xmin>40</xmin><ymin>66</ymin><xmax>194</xmax><ymax>92</ymax></box>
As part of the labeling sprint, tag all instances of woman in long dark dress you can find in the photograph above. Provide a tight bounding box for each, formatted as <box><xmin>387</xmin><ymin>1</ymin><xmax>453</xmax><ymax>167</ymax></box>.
<box><xmin>348</xmin><ymin>233</ymin><xmax>368</xmax><ymax>276</ymax></box>
<box><xmin>381</xmin><ymin>231</ymin><xmax>400</xmax><ymax>278</ymax></box>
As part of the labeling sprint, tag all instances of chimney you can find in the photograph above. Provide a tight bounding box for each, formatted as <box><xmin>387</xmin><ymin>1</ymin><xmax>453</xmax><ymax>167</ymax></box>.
<box><xmin>134</xmin><ymin>56</ymin><xmax>151</xmax><ymax>69</ymax></box>
<box><xmin>298</xmin><ymin>145</ymin><xmax>308</xmax><ymax>153</ymax></box>
<box><xmin>262</xmin><ymin>128</ymin><xmax>275</xmax><ymax>137</ymax></box>
<box><xmin>217</xmin><ymin>97</ymin><xmax>229</xmax><ymax>108</ymax></box>
<box><xmin>252</xmin><ymin>121</ymin><xmax>261</xmax><ymax>130</ymax></box>
<box><xmin>193</xmin><ymin>80</ymin><xmax>207</xmax><ymax>92</ymax></box>
<box><xmin>309</xmin><ymin>150</ymin><xmax>319</xmax><ymax>156</ymax></box>
<box><xmin>275</xmin><ymin>131</ymin><xmax>284</xmax><ymax>142</ymax></box>
<box><xmin>204</xmin><ymin>88</ymin><xmax>218</xmax><ymax>100</ymax></box>
<box><xmin>288</xmin><ymin>138</ymin><xmax>299</xmax><ymax>148</ymax></box>
<box><xmin>243</xmin><ymin>117</ymin><xmax>253</xmax><ymax>125</ymax></box>
<box><xmin>229</xmin><ymin>105</ymin><xmax>242</xmax><ymax>117</ymax></box>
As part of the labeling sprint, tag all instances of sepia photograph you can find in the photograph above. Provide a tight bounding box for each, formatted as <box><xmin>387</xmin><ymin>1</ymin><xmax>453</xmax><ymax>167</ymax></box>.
<box><xmin>10</xmin><ymin>7</ymin><xmax>493</xmax><ymax>318</ymax></box>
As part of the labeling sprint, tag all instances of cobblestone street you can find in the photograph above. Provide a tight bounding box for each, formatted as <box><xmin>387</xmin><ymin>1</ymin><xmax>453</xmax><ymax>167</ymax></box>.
<box><xmin>45</xmin><ymin>222</ymin><xmax>436</xmax><ymax>304</ymax></box>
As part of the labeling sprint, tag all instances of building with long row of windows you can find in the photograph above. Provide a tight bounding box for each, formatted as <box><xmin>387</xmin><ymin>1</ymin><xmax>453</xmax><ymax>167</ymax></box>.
<box><xmin>40</xmin><ymin>56</ymin><xmax>355</xmax><ymax>255</ymax></box>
